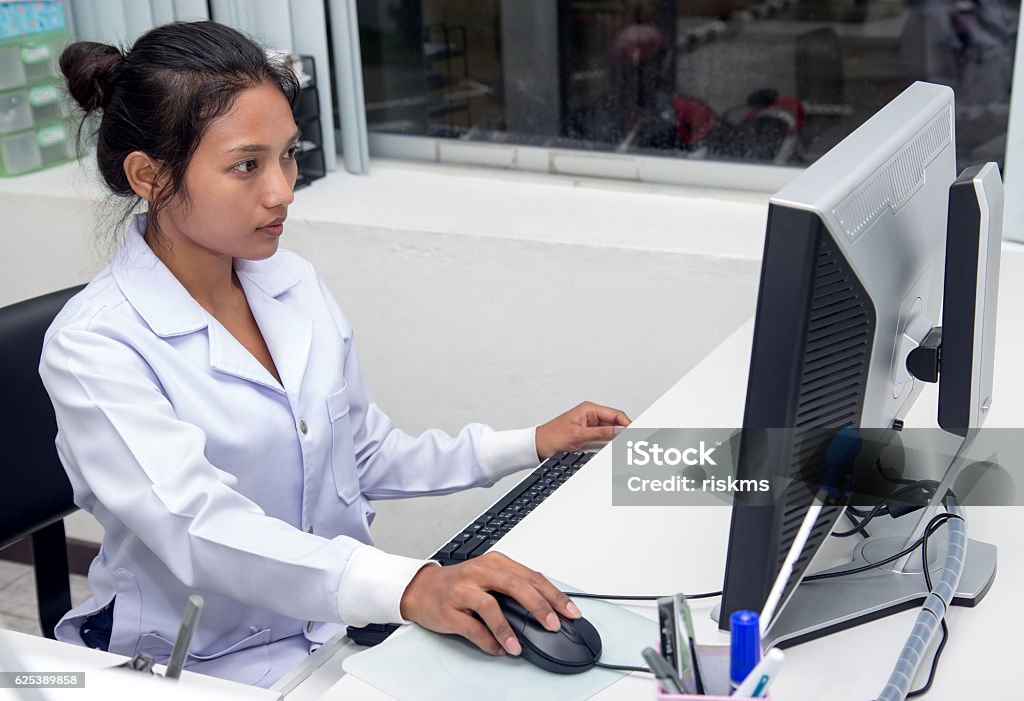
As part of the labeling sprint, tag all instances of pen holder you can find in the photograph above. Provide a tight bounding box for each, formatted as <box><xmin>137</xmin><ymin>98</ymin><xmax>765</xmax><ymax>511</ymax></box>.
<box><xmin>656</xmin><ymin>644</ymin><xmax>769</xmax><ymax>700</ymax></box>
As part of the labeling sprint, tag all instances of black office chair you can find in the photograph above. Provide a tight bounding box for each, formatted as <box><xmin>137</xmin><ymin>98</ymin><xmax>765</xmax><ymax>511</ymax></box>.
<box><xmin>0</xmin><ymin>285</ymin><xmax>86</xmax><ymax>639</ymax></box>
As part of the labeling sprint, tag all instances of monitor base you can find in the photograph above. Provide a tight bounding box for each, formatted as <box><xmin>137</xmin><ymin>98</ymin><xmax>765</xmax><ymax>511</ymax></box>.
<box><xmin>762</xmin><ymin>515</ymin><xmax>996</xmax><ymax>649</ymax></box>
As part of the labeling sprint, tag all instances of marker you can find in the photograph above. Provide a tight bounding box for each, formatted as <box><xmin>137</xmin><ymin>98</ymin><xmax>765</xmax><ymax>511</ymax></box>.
<box><xmin>642</xmin><ymin>646</ymin><xmax>684</xmax><ymax>694</ymax></box>
<box><xmin>729</xmin><ymin>610</ymin><xmax>761</xmax><ymax>692</ymax></box>
<box><xmin>733</xmin><ymin>647</ymin><xmax>785</xmax><ymax>698</ymax></box>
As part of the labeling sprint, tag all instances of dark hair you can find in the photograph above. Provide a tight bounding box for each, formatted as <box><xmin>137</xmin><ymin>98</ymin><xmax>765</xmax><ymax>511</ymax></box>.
<box><xmin>60</xmin><ymin>21</ymin><xmax>300</xmax><ymax>242</ymax></box>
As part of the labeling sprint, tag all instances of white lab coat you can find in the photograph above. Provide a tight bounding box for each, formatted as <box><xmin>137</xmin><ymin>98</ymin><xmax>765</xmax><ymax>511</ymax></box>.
<box><xmin>39</xmin><ymin>214</ymin><xmax>538</xmax><ymax>686</ymax></box>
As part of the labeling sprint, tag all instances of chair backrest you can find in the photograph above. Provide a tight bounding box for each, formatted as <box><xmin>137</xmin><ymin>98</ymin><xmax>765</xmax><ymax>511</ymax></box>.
<box><xmin>0</xmin><ymin>285</ymin><xmax>86</xmax><ymax>637</ymax></box>
<box><xmin>0</xmin><ymin>285</ymin><xmax>86</xmax><ymax>544</ymax></box>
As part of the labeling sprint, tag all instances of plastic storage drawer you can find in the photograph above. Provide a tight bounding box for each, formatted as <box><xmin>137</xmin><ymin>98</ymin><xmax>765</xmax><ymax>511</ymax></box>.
<box><xmin>0</xmin><ymin>37</ymin><xmax>64</xmax><ymax>91</ymax></box>
<box><xmin>0</xmin><ymin>121</ymin><xmax>73</xmax><ymax>176</ymax></box>
<box><xmin>0</xmin><ymin>81</ymin><xmax>63</xmax><ymax>133</ymax></box>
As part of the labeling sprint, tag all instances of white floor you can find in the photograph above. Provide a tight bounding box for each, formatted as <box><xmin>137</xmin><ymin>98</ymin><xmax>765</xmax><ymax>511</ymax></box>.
<box><xmin>0</xmin><ymin>560</ymin><xmax>91</xmax><ymax>638</ymax></box>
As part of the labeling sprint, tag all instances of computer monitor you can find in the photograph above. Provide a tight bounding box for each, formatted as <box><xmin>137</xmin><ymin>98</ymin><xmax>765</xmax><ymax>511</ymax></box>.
<box><xmin>718</xmin><ymin>81</ymin><xmax>1000</xmax><ymax>647</ymax></box>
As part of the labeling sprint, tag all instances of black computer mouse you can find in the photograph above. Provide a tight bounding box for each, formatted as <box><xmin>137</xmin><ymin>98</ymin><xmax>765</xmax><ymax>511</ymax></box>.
<box><xmin>491</xmin><ymin>592</ymin><xmax>602</xmax><ymax>674</ymax></box>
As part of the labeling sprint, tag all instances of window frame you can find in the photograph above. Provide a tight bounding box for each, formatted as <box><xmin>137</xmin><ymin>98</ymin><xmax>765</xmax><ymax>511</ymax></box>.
<box><xmin>338</xmin><ymin>0</ymin><xmax>1024</xmax><ymax>242</ymax></box>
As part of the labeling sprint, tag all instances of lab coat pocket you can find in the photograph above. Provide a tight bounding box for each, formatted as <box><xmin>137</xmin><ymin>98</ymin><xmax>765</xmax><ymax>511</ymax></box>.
<box><xmin>327</xmin><ymin>383</ymin><xmax>361</xmax><ymax>505</ymax></box>
<box><xmin>136</xmin><ymin>627</ymin><xmax>272</xmax><ymax>686</ymax></box>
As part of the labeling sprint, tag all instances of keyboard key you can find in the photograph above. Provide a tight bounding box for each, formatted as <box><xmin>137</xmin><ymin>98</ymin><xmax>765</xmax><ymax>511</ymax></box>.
<box><xmin>454</xmin><ymin>534</ymin><xmax>490</xmax><ymax>560</ymax></box>
<box><xmin>427</xmin><ymin>454</ymin><xmax>574</xmax><ymax>568</ymax></box>
<box><xmin>436</xmin><ymin>541</ymin><xmax>462</xmax><ymax>556</ymax></box>
<box><xmin>485</xmin><ymin>476</ymin><xmax>541</xmax><ymax>516</ymax></box>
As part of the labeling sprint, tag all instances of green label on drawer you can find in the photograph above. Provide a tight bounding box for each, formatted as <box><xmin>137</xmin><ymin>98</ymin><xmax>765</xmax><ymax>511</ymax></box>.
<box><xmin>28</xmin><ymin>85</ymin><xmax>59</xmax><ymax>106</ymax></box>
<box><xmin>20</xmin><ymin>44</ymin><xmax>51</xmax><ymax>64</ymax></box>
<box><xmin>36</xmin><ymin>124</ymin><xmax>65</xmax><ymax>147</ymax></box>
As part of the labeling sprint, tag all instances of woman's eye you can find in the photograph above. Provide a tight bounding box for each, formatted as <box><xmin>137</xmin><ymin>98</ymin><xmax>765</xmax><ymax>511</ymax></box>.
<box><xmin>285</xmin><ymin>145</ymin><xmax>299</xmax><ymax>160</ymax></box>
<box><xmin>233</xmin><ymin>159</ymin><xmax>258</xmax><ymax>174</ymax></box>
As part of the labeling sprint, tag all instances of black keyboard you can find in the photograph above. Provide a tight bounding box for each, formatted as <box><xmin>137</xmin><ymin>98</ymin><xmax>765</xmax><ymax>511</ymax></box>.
<box><xmin>345</xmin><ymin>450</ymin><xmax>594</xmax><ymax>647</ymax></box>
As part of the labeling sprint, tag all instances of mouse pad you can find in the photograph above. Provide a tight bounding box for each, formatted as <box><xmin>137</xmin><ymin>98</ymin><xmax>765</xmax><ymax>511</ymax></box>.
<box><xmin>341</xmin><ymin>582</ymin><xmax>656</xmax><ymax>701</ymax></box>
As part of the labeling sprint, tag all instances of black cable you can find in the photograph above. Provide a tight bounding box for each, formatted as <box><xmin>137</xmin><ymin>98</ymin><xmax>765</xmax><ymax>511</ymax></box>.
<box><xmin>568</xmin><ymin>514</ymin><xmax>956</xmax><ymax>607</ymax></box>
<box><xmin>561</xmin><ymin>590</ymin><xmax>722</xmax><ymax>601</ymax></box>
<box><xmin>832</xmin><ymin>480</ymin><xmax>939</xmax><ymax>538</ymax></box>
<box><xmin>595</xmin><ymin>661</ymin><xmax>651</xmax><ymax>673</ymax></box>
<box><xmin>905</xmin><ymin>512</ymin><xmax>959</xmax><ymax>698</ymax></box>
<box><xmin>844</xmin><ymin>509</ymin><xmax>871</xmax><ymax>539</ymax></box>
<box><xmin>832</xmin><ymin>499</ymin><xmax>890</xmax><ymax>538</ymax></box>
<box><xmin>805</xmin><ymin>513</ymin><xmax>962</xmax><ymax>582</ymax></box>
<box><xmin>906</xmin><ymin>619</ymin><xmax>949</xmax><ymax>698</ymax></box>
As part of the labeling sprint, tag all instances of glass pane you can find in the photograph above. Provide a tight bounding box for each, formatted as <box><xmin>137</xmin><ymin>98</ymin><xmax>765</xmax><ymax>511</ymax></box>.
<box><xmin>356</xmin><ymin>0</ymin><xmax>1019</xmax><ymax>171</ymax></box>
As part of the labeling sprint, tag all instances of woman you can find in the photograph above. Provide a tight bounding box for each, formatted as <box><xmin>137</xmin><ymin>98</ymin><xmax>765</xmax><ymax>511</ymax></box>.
<box><xmin>41</xmin><ymin>20</ymin><xmax>629</xmax><ymax>687</ymax></box>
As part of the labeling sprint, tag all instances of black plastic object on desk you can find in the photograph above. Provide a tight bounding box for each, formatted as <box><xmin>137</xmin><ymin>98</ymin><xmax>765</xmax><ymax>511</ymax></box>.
<box><xmin>345</xmin><ymin>450</ymin><xmax>594</xmax><ymax>647</ymax></box>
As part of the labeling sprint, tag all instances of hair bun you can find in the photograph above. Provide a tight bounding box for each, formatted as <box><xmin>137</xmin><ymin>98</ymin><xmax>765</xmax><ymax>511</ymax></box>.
<box><xmin>59</xmin><ymin>41</ymin><xmax>125</xmax><ymax>113</ymax></box>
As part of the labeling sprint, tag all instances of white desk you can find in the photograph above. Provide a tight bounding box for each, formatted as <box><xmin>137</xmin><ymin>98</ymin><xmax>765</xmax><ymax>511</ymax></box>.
<box><xmin>294</xmin><ymin>243</ymin><xmax>1024</xmax><ymax>700</ymax></box>
<box><xmin>0</xmin><ymin>629</ymin><xmax>280</xmax><ymax>700</ymax></box>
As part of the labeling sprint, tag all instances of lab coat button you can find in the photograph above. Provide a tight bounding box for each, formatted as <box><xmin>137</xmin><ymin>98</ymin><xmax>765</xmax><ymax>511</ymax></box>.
<box><xmin>299</xmin><ymin>419</ymin><xmax>308</xmax><ymax>434</ymax></box>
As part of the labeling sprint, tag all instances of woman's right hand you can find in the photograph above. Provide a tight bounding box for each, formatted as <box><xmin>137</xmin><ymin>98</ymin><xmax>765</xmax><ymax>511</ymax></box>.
<box><xmin>399</xmin><ymin>551</ymin><xmax>581</xmax><ymax>656</ymax></box>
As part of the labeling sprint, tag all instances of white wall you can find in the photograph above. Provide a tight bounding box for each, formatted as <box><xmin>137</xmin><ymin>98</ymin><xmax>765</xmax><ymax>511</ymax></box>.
<box><xmin>0</xmin><ymin>159</ymin><xmax>767</xmax><ymax>557</ymax></box>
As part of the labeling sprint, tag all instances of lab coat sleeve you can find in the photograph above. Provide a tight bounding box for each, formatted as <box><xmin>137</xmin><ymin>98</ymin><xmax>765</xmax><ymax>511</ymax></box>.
<box><xmin>39</xmin><ymin>324</ymin><xmax>428</xmax><ymax>625</ymax></box>
<box><xmin>316</xmin><ymin>276</ymin><xmax>540</xmax><ymax>499</ymax></box>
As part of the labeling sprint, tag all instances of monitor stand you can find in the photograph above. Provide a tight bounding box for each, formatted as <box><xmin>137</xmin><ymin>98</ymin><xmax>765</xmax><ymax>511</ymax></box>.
<box><xmin>766</xmin><ymin>425</ymin><xmax>999</xmax><ymax>648</ymax></box>
<box><xmin>762</xmin><ymin>514</ymin><xmax>996</xmax><ymax>649</ymax></box>
<box><xmin>712</xmin><ymin>429</ymin><xmax>999</xmax><ymax>648</ymax></box>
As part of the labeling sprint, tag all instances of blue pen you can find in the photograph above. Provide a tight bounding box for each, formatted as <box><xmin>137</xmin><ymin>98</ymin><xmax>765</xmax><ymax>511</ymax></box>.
<box><xmin>729</xmin><ymin>610</ymin><xmax>761</xmax><ymax>692</ymax></box>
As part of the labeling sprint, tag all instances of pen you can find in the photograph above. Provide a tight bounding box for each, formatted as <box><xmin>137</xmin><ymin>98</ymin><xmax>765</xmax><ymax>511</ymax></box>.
<box><xmin>642</xmin><ymin>646</ymin><xmax>684</xmax><ymax>694</ymax></box>
<box><xmin>165</xmin><ymin>595</ymin><xmax>204</xmax><ymax>680</ymax></box>
<box><xmin>729</xmin><ymin>610</ymin><xmax>761</xmax><ymax>692</ymax></box>
<box><xmin>733</xmin><ymin>647</ymin><xmax>785</xmax><ymax>698</ymax></box>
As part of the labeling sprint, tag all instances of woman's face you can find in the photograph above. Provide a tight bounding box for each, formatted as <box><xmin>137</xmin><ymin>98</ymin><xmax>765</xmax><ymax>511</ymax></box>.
<box><xmin>156</xmin><ymin>80</ymin><xmax>300</xmax><ymax>262</ymax></box>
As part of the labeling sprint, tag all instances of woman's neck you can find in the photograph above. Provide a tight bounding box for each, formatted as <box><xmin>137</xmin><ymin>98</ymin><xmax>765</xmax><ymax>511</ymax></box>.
<box><xmin>144</xmin><ymin>223</ymin><xmax>243</xmax><ymax>315</ymax></box>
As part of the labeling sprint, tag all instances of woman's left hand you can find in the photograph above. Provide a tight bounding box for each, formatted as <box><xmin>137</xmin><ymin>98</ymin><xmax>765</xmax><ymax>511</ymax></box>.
<box><xmin>535</xmin><ymin>401</ymin><xmax>631</xmax><ymax>460</ymax></box>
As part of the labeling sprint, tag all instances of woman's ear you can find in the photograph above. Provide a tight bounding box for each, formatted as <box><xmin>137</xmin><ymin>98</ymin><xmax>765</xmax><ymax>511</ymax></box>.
<box><xmin>123</xmin><ymin>151</ymin><xmax>163</xmax><ymax>202</ymax></box>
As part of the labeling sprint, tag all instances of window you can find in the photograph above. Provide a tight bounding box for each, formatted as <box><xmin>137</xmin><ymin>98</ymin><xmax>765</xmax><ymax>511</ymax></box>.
<box><xmin>355</xmin><ymin>0</ymin><xmax>1019</xmax><ymax>181</ymax></box>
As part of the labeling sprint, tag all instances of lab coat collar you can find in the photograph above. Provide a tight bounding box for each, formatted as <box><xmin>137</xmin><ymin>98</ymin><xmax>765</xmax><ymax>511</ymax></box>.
<box><xmin>234</xmin><ymin>269</ymin><xmax>312</xmax><ymax>396</ymax></box>
<box><xmin>111</xmin><ymin>214</ymin><xmax>302</xmax><ymax>337</ymax></box>
<box><xmin>112</xmin><ymin>214</ymin><xmax>207</xmax><ymax>338</ymax></box>
<box><xmin>234</xmin><ymin>257</ymin><xmax>300</xmax><ymax>298</ymax></box>
<box><xmin>112</xmin><ymin>214</ymin><xmax>309</xmax><ymax>394</ymax></box>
